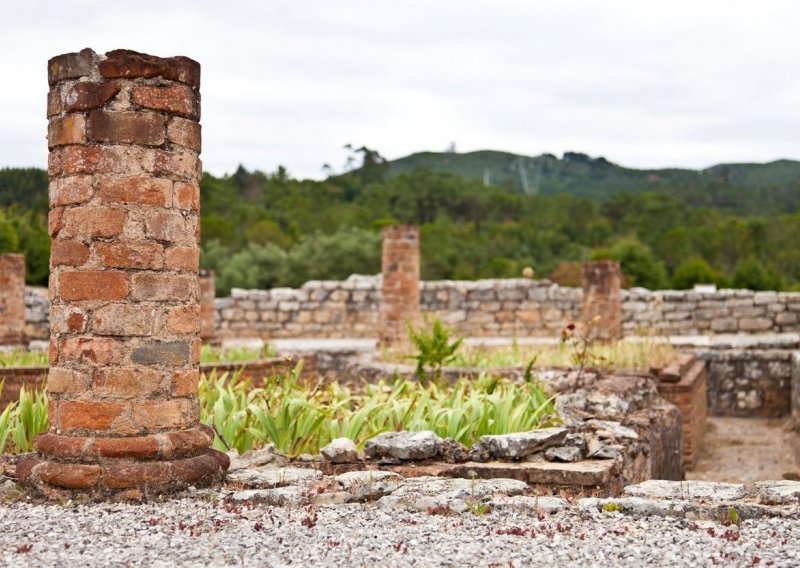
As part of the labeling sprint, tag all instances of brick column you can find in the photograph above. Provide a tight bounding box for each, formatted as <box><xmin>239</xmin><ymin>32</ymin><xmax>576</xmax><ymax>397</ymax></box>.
<box><xmin>0</xmin><ymin>254</ymin><xmax>25</xmax><ymax>346</ymax></box>
<box><xmin>199</xmin><ymin>270</ymin><xmax>216</xmax><ymax>344</ymax></box>
<box><xmin>580</xmin><ymin>260</ymin><xmax>622</xmax><ymax>342</ymax></box>
<box><xmin>379</xmin><ymin>225</ymin><xmax>420</xmax><ymax>351</ymax></box>
<box><xmin>19</xmin><ymin>49</ymin><xmax>225</xmax><ymax>499</ymax></box>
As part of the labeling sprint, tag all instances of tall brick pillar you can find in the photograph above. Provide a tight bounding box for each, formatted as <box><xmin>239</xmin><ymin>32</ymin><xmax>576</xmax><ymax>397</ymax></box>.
<box><xmin>379</xmin><ymin>225</ymin><xmax>420</xmax><ymax>351</ymax></box>
<box><xmin>199</xmin><ymin>270</ymin><xmax>216</xmax><ymax>344</ymax></box>
<box><xmin>19</xmin><ymin>49</ymin><xmax>225</xmax><ymax>499</ymax></box>
<box><xmin>580</xmin><ymin>260</ymin><xmax>622</xmax><ymax>342</ymax></box>
<box><xmin>0</xmin><ymin>254</ymin><xmax>26</xmax><ymax>346</ymax></box>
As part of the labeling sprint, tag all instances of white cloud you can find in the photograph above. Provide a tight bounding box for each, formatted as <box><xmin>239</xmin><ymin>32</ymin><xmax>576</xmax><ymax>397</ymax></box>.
<box><xmin>2</xmin><ymin>0</ymin><xmax>800</xmax><ymax>178</ymax></box>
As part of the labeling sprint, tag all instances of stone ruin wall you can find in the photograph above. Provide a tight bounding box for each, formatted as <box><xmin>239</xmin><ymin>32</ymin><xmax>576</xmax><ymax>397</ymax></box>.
<box><xmin>207</xmin><ymin>279</ymin><xmax>800</xmax><ymax>341</ymax></box>
<box><xmin>18</xmin><ymin>276</ymin><xmax>800</xmax><ymax>341</ymax></box>
<box><xmin>18</xmin><ymin>279</ymin><xmax>800</xmax><ymax>343</ymax></box>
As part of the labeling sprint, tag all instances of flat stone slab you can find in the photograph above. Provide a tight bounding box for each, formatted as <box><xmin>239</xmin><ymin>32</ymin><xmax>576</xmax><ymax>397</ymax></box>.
<box><xmin>445</xmin><ymin>459</ymin><xmax>617</xmax><ymax>487</ymax></box>
<box><xmin>334</xmin><ymin>470</ymin><xmax>402</xmax><ymax>501</ymax></box>
<box><xmin>748</xmin><ymin>480</ymin><xmax>800</xmax><ymax>505</ymax></box>
<box><xmin>470</xmin><ymin>428</ymin><xmax>568</xmax><ymax>459</ymax></box>
<box><xmin>579</xmin><ymin>496</ymin><xmax>798</xmax><ymax>521</ymax></box>
<box><xmin>623</xmin><ymin>480</ymin><xmax>746</xmax><ymax>502</ymax></box>
<box><xmin>377</xmin><ymin>476</ymin><xmax>527</xmax><ymax>512</ymax></box>
<box><xmin>226</xmin><ymin>466</ymin><xmax>322</xmax><ymax>489</ymax></box>
<box><xmin>364</xmin><ymin>431</ymin><xmax>442</xmax><ymax>461</ymax></box>
<box><xmin>586</xmin><ymin>420</ymin><xmax>638</xmax><ymax>440</ymax></box>
<box><xmin>227</xmin><ymin>445</ymin><xmax>289</xmax><ymax>472</ymax></box>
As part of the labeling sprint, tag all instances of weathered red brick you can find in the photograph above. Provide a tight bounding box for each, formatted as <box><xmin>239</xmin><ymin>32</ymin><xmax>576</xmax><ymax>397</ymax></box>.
<box><xmin>164</xmin><ymin>247</ymin><xmax>199</xmax><ymax>271</ymax></box>
<box><xmin>49</xmin><ymin>145</ymin><xmax>119</xmax><ymax>176</ymax></box>
<box><xmin>35</xmin><ymin>434</ymin><xmax>86</xmax><ymax>459</ymax></box>
<box><xmin>92</xmin><ymin>303</ymin><xmax>157</xmax><ymax>336</ymax></box>
<box><xmin>191</xmin><ymin>338</ymin><xmax>202</xmax><ymax>364</ymax></box>
<box><xmin>59</xmin><ymin>270</ymin><xmax>129</xmax><ymax>301</ymax></box>
<box><xmin>50</xmin><ymin>305</ymin><xmax>89</xmax><ymax>333</ymax></box>
<box><xmin>131</xmin><ymin>272</ymin><xmax>192</xmax><ymax>301</ymax></box>
<box><xmin>48</xmin><ymin>49</ymin><xmax>97</xmax><ymax>85</ymax></box>
<box><xmin>171</xmin><ymin>369</ymin><xmax>200</xmax><ymax>397</ymax></box>
<box><xmin>58</xmin><ymin>337</ymin><xmax>126</xmax><ymax>366</ymax></box>
<box><xmin>149</xmin><ymin>149</ymin><xmax>199</xmax><ymax>180</ymax></box>
<box><xmin>91</xmin><ymin>435</ymin><xmax>159</xmax><ymax>459</ymax></box>
<box><xmin>88</xmin><ymin>110</ymin><xmax>166</xmax><ymax>146</ymax></box>
<box><xmin>130</xmin><ymin>340</ymin><xmax>191</xmax><ymax>366</ymax></box>
<box><xmin>131</xmin><ymin>84</ymin><xmax>199</xmax><ymax>120</ymax></box>
<box><xmin>144</xmin><ymin>210</ymin><xmax>194</xmax><ymax>244</ymax></box>
<box><xmin>95</xmin><ymin>241</ymin><xmax>164</xmax><ymax>270</ymax></box>
<box><xmin>101</xmin><ymin>461</ymin><xmax>171</xmax><ymax>489</ymax></box>
<box><xmin>93</xmin><ymin>367</ymin><xmax>163</xmax><ymax>398</ymax></box>
<box><xmin>173</xmin><ymin>181</ymin><xmax>199</xmax><ymax>211</ymax></box>
<box><xmin>48</xmin><ymin>207</ymin><xmax>64</xmax><ymax>237</ymax></box>
<box><xmin>166</xmin><ymin>117</ymin><xmax>201</xmax><ymax>152</ymax></box>
<box><xmin>96</xmin><ymin>175</ymin><xmax>171</xmax><ymax>207</ymax></box>
<box><xmin>48</xmin><ymin>114</ymin><xmax>86</xmax><ymax>148</ymax></box>
<box><xmin>165</xmin><ymin>304</ymin><xmax>200</xmax><ymax>334</ymax></box>
<box><xmin>64</xmin><ymin>81</ymin><xmax>121</xmax><ymax>112</ymax></box>
<box><xmin>57</xmin><ymin>400</ymin><xmax>126</xmax><ymax>431</ymax></box>
<box><xmin>46</xmin><ymin>367</ymin><xmax>90</xmax><ymax>394</ymax></box>
<box><xmin>61</xmin><ymin>207</ymin><xmax>127</xmax><ymax>238</ymax></box>
<box><xmin>165</xmin><ymin>427</ymin><xmax>212</xmax><ymax>457</ymax></box>
<box><xmin>50</xmin><ymin>175</ymin><xmax>93</xmax><ymax>206</ymax></box>
<box><xmin>47</xmin><ymin>89</ymin><xmax>63</xmax><ymax>117</ymax></box>
<box><xmin>39</xmin><ymin>462</ymin><xmax>101</xmax><ymax>489</ymax></box>
<box><xmin>51</xmin><ymin>239</ymin><xmax>90</xmax><ymax>267</ymax></box>
<box><xmin>171</xmin><ymin>453</ymin><xmax>221</xmax><ymax>484</ymax></box>
<box><xmin>100</xmin><ymin>50</ymin><xmax>200</xmax><ymax>89</ymax></box>
<box><xmin>131</xmin><ymin>399</ymin><xmax>196</xmax><ymax>430</ymax></box>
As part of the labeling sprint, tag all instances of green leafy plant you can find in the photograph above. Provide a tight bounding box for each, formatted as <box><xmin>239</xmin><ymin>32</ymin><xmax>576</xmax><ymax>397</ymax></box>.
<box><xmin>198</xmin><ymin>364</ymin><xmax>559</xmax><ymax>456</ymax></box>
<box><xmin>725</xmin><ymin>506</ymin><xmax>741</xmax><ymax>526</ymax></box>
<box><xmin>407</xmin><ymin>318</ymin><xmax>463</xmax><ymax>382</ymax></box>
<box><xmin>0</xmin><ymin>384</ymin><xmax>49</xmax><ymax>454</ymax></box>
<box><xmin>601</xmin><ymin>502</ymin><xmax>622</xmax><ymax>513</ymax></box>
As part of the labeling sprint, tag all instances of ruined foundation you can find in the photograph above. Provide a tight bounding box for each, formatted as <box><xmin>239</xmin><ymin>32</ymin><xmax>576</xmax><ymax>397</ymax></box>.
<box><xmin>379</xmin><ymin>225</ymin><xmax>420</xmax><ymax>351</ymax></box>
<box><xmin>19</xmin><ymin>48</ymin><xmax>225</xmax><ymax>499</ymax></box>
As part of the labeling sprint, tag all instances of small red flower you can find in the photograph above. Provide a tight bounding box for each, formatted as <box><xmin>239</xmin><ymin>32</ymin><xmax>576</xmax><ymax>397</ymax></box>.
<box><xmin>566</xmin><ymin>323</ymin><xmax>576</xmax><ymax>331</ymax></box>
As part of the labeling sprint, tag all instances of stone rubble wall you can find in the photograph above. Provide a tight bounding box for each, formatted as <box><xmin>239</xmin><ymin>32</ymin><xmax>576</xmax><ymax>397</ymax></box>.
<box><xmin>696</xmin><ymin>349</ymin><xmax>794</xmax><ymax>418</ymax></box>
<box><xmin>22</xmin><ymin>278</ymin><xmax>800</xmax><ymax>342</ymax></box>
<box><xmin>211</xmin><ymin>277</ymin><xmax>800</xmax><ymax>341</ymax></box>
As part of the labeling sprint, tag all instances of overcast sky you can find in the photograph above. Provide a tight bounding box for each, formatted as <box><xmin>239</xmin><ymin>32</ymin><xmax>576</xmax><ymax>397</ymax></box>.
<box><xmin>2</xmin><ymin>0</ymin><xmax>800</xmax><ymax>179</ymax></box>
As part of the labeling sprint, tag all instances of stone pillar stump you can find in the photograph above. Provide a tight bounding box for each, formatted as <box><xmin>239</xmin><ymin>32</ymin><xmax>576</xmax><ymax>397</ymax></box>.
<box><xmin>379</xmin><ymin>225</ymin><xmax>420</xmax><ymax>351</ymax></box>
<box><xmin>199</xmin><ymin>270</ymin><xmax>216</xmax><ymax>344</ymax></box>
<box><xmin>19</xmin><ymin>48</ymin><xmax>226</xmax><ymax>499</ymax></box>
<box><xmin>0</xmin><ymin>253</ymin><xmax>25</xmax><ymax>346</ymax></box>
<box><xmin>580</xmin><ymin>260</ymin><xmax>623</xmax><ymax>342</ymax></box>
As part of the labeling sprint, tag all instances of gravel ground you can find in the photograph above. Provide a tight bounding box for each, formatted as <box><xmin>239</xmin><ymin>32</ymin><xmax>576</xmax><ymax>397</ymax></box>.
<box><xmin>1</xmin><ymin>492</ymin><xmax>798</xmax><ymax>567</ymax></box>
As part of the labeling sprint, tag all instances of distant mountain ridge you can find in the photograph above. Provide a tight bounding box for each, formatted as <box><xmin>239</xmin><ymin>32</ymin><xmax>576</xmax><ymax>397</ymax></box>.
<box><xmin>382</xmin><ymin>150</ymin><xmax>800</xmax><ymax>213</ymax></box>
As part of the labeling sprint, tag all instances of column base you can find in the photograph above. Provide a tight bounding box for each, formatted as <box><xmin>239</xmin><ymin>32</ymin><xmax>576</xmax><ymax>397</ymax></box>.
<box><xmin>17</xmin><ymin>426</ymin><xmax>230</xmax><ymax>501</ymax></box>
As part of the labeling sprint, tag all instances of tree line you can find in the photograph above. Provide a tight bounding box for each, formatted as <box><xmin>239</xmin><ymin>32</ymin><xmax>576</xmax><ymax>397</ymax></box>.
<box><xmin>0</xmin><ymin>161</ymin><xmax>794</xmax><ymax>295</ymax></box>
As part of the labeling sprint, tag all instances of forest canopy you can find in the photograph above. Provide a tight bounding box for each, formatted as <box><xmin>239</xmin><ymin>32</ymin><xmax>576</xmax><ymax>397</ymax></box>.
<box><xmin>1</xmin><ymin>149</ymin><xmax>798</xmax><ymax>296</ymax></box>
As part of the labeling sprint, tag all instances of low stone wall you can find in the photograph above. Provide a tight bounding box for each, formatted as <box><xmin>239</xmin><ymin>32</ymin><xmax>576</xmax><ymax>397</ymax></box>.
<box><xmin>23</xmin><ymin>278</ymin><xmax>800</xmax><ymax>343</ymax></box>
<box><xmin>211</xmin><ymin>277</ymin><xmax>800</xmax><ymax>341</ymax></box>
<box><xmin>697</xmin><ymin>349</ymin><xmax>793</xmax><ymax>418</ymax></box>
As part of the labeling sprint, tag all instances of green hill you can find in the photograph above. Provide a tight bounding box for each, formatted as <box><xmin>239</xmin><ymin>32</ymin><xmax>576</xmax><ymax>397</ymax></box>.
<box><xmin>383</xmin><ymin>151</ymin><xmax>800</xmax><ymax>213</ymax></box>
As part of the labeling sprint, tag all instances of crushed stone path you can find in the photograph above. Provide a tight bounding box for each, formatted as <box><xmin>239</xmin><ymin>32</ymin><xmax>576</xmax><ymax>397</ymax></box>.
<box><xmin>688</xmin><ymin>417</ymin><xmax>799</xmax><ymax>484</ymax></box>
<box><xmin>1</xmin><ymin>493</ymin><xmax>799</xmax><ymax>567</ymax></box>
